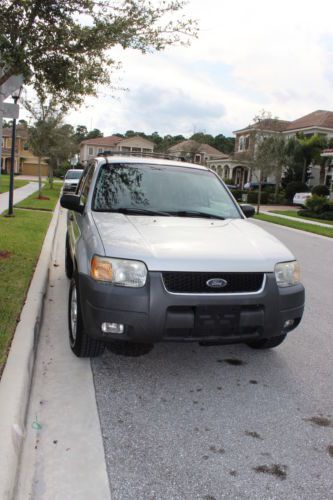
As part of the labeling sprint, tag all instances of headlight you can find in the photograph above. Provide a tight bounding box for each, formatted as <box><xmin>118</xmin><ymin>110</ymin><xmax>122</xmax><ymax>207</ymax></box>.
<box><xmin>274</xmin><ymin>261</ymin><xmax>301</xmax><ymax>287</ymax></box>
<box><xmin>91</xmin><ymin>256</ymin><xmax>147</xmax><ymax>287</ymax></box>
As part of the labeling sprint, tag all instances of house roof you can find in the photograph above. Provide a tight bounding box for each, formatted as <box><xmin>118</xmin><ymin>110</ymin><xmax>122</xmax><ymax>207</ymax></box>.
<box><xmin>81</xmin><ymin>135</ymin><xmax>123</xmax><ymax>146</ymax></box>
<box><xmin>285</xmin><ymin>110</ymin><xmax>333</xmax><ymax>131</ymax></box>
<box><xmin>2</xmin><ymin>125</ymin><xmax>28</xmax><ymax>138</ymax></box>
<box><xmin>234</xmin><ymin>119</ymin><xmax>290</xmax><ymax>134</ymax></box>
<box><xmin>81</xmin><ymin>134</ymin><xmax>154</xmax><ymax>147</ymax></box>
<box><xmin>168</xmin><ymin>140</ymin><xmax>223</xmax><ymax>156</ymax></box>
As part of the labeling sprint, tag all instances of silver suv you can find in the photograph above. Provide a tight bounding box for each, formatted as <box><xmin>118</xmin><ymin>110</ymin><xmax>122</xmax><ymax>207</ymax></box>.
<box><xmin>60</xmin><ymin>155</ymin><xmax>304</xmax><ymax>357</ymax></box>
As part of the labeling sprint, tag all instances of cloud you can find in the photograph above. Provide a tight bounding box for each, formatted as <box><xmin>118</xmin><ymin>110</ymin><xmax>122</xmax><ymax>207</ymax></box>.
<box><xmin>66</xmin><ymin>0</ymin><xmax>333</xmax><ymax>138</ymax></box>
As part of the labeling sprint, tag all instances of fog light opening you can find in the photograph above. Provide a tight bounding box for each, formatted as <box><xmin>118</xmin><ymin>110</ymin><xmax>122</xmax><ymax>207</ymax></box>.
<box><xmin>101</xmin><ymin>322</ymin><xmax>125</xmax><ymax>334</ymax></box>
<box><xmin>283</xmin><ymin>319</ymin><xmax>295</xmax><ymax>329</ymax></box>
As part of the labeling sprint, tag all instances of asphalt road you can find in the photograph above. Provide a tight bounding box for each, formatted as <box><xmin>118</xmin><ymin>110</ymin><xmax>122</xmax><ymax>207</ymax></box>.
<box><xmin>92</xmin><ymin>222</ymin><xmax>333</xmax><ymax>500</ymax></box>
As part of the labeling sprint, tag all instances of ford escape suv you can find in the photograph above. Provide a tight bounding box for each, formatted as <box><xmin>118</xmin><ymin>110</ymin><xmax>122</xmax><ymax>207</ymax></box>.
<box><xmin>60</xmin><ymin>155</ymin><xmax>305</xmax><ymax>357</ymax></box>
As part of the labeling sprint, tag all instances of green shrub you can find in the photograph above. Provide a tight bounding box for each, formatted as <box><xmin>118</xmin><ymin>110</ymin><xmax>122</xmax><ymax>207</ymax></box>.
<box><xmin>247</xmin><ymin>191</ymin><xmax>269</xmax><ymax>204</ymax></box>
<box><xmin>305</xmin><ymin>195</ymin><xmax>329</xmax><ymax>213</ymax></box>
<box><xmin>298</xmin><ymin>209</ymin><xmax>333</xmax><ymax>221</ymax></box>
<box><xmin>311</xmin><ymin>184</ymin><xmax>330</xmax><ymax>196</ymax></box>
<box><xmin>285</xmin><ymin>181</ymin><xmax>309</xmax><ymax>202</ymax></box>
<box><xmin>231</xmin><ymin>189</ymin><xmax>247</xmax><ymax>201</ymax></box>
<box><xmin>267</xmin><ymin>192</ymin><xmax>288</xmax><ymax>205</ymax></box>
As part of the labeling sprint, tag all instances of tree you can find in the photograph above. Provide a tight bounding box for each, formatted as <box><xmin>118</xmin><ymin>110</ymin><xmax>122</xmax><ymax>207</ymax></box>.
<box><xmin>213</xmin><ymin>134</ymin><xmax>235</xmax><ymax>154</ymax></box>
<box><xmin>86</xmin><ymin>128</ymin><xmax>103</xmax><ymax>140</ymax></box>
<box><xmin>190</xmin><ymin>132</ymin><xmax>215</xmax><ymax>146</ymax></box>
<box><xmin>260</xmin><ymin>134</ymin><xmax>288</xmax><ymax>202</ymax></box>
<box><xmin>74</xmin><ymin>125</ymin><xmax>89</xmax><ymax>144</ymax></box>
<box><xmin>0</xmin><ymin>1</ymin><xmax>198</xmax><ymax>105</ymax></box>
<box><xmin>250</xmin><ymin>110</ymin><xmax>276</xmax><ymax>213</ymax></box>
<box><xmin>297</xmin><ymin>133</ymin><xmax>327</xmax><ymax>183</ymax></box>
<box><xmin>24</xmin><ymin>97</ymin><xmax>66</xmax><ymax>195</ymax></box>
<box><xmin>48</xmin><ymin>124</ymin><xmax>78</xmax><ymax>180</ymax></box>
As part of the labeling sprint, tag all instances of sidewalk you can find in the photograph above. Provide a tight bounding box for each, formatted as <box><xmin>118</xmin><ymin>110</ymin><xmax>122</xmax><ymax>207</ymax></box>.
<box><xmin>14</xmin><ymin>209</ymin><xmax>110</xmax><ymax>499</ymax></box>
<box><xmin>259</xmin><ymin>206</ymin><xmax>333</xmax><ymax>229</ymax></box>
<box><xmin>0</xmin><ymin>182</ymin><xmax>39</xmax><ymax>215</ymax></box>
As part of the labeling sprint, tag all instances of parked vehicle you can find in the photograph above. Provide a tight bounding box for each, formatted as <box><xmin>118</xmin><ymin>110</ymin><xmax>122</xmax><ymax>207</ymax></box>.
<box><xmin>244</xmin><ymin>181</ymin><xmax>276</xmax><ymax>191</ymax></box>
<box><xmin>62</xmin><ymin>169</ymin><xmax>84</xmax><ymax>193</ymax></box>
<box><xmin>293</xmin><ymin>192</ymin><xmax>312</xmax><ymax>207</ymax></box>
<box><xmin>60</xmin><ymin>155</ymin><xmax>305</xmax><ymax>357</ymax></box>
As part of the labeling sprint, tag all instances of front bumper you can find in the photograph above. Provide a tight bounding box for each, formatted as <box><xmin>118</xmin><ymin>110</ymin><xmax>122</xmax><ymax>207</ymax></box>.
<box><xmin>78</xmin><ymin>272</ymin><xmax>305</xmax><ymax>344</ymax></box>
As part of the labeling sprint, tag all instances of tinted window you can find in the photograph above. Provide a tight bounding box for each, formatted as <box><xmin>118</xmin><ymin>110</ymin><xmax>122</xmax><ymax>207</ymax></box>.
<box><xmin>92</xmin><ymin>163</ymin><xmax>241</xmax><ymax>219</ymax></box>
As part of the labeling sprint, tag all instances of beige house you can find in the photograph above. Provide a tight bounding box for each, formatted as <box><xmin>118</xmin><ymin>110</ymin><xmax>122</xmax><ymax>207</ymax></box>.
<box><xmin>80</xmin><ymin>135</ymin><xmax>155</xmax><ymax>164</ymax></box>
<box><xmin>167</xmin><ymin>140</ymin><xmax>224</xmax><ymax>165</ymax></box>
<box><xmin>208</xmin><ymin>110</ymin><xmax>333</xmax><ymax>187</ymax></box>
<box><xmin>1</xmin><ymin>125</ymin><xmax>49</xmax><ymax>176</ymax></box>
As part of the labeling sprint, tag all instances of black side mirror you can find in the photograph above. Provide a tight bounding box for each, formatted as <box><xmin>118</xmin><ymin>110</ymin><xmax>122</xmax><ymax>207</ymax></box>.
<box><xmin>60</xmin><ymin>194</ymin><xmax>84</xmax><ymax>213</ymax></box>
<box><xmin>240</xmin><ymin>203</ymin><xmax>255</xmax><ymax>218</ymax></box>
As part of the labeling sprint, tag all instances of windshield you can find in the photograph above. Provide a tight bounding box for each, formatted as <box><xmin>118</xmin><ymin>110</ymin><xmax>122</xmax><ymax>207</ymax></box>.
<box><xmin>92</xmin><ymin>163</ymin><xmax>241</xmax><ymax>219</ymax></box>
<box><xmin>66</xmin><ymin>170</ymin><xmax>83</xmax><ymax>179</ymax></box>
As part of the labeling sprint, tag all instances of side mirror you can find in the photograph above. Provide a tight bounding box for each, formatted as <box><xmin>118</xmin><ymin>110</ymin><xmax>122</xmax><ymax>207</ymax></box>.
<box><xmin>60</xmin><ymin>194</ymin><xmax>84</xmax><ymax>213</ymax></box>
<box><xmin>240</xmin><ymin>203</ymin><xmax>255</xmax><ymax>218</ymax></box>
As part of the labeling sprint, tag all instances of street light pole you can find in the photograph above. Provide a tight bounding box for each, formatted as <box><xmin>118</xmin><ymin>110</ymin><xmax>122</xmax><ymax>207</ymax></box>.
<box><xmin>7</xmin><ymin>87</ymin><xmax>22</xmax><ymax>216</ymax></box>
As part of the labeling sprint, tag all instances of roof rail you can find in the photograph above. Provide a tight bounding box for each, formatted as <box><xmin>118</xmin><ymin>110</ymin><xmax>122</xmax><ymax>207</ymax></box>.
<box><xmin>96</xmin><ymin>150</ymin><xmax>174</xmax><ymax>160</ymax></box>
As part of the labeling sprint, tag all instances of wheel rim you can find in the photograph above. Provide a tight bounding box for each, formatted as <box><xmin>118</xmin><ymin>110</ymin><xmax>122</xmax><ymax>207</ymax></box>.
<box><xmin>70</xmin><ymin>286</ymin><xmax>78</xmax><ymax>342</ymax></box>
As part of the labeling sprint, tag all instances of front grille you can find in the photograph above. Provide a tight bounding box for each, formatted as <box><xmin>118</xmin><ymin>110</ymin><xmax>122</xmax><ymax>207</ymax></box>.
<box><xmin>162</xmin><ymin>272</ymin><xmax>264</xmax><ymax>294</ymax></box>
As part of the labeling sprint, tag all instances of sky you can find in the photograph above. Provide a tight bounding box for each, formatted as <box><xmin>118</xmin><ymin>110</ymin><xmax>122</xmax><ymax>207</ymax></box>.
<box><xmin>36</xmin><ymin>0</ymin><xmax>333</xmax><ymax>138</ymax></box>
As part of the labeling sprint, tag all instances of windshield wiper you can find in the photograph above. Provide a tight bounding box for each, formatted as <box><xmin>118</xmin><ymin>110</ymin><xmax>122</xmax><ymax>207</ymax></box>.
<box><xmin>106</xmin><ymin>207</ymin><xmax>172</xmax><ymax>216</ymax></box>
<box><xmin>168</xmin><ymin>210</ymin><xmax>225</xmax><ymax>220</ymax></box>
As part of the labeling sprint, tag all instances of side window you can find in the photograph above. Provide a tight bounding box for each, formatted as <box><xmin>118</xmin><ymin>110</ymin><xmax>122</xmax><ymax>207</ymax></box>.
<box><xmin>80</xmin><ymin>166</ymin><xmax>95</xmax><ymax>205</ymax></box>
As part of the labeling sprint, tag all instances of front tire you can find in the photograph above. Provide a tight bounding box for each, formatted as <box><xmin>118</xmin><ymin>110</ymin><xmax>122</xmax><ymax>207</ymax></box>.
<box><xmin>68</xmin><ymin>277</ymin><xmax>105</xmax><ymax>357</ymax></box>
<box><xmin>246</xmin><ymin>334</ymin><xmax>287</xmax><ymax>350</ymax></box>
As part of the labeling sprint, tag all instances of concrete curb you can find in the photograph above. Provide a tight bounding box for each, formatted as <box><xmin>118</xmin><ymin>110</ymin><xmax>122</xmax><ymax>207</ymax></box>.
<box><xmin>0</xmin><ymin>201</ymin><xmax>61</xmax><ymax>500</ymax></box>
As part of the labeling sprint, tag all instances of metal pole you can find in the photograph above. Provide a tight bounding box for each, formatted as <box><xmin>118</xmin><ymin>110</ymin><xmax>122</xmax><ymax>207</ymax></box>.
<box><xmin>0</xmin><ymin>83</ymin><xmax>3</xmax><ymax>193</ymax></box>
<box><xmin>8</xmin><ymin>111</ymin><xmax>17</xmax><ymax>216</ymax></box>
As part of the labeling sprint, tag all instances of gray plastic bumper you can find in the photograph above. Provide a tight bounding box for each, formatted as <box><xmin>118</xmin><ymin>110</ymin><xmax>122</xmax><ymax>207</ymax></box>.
<box><xmin>78</xmin><ymin>272</ymin><xmax>305</xmax><ymax>344</ymax></box>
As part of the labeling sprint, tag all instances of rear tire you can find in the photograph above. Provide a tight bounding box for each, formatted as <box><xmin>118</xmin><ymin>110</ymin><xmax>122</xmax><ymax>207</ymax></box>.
<box><xmin>68</xmin><ymin>277</ymin><xmax>105</xmax><ymax>357</ymax></box>
<box><xmin>247</xmin><ymin>334</ymin><xmax>287</xmax><ymax>350</ymax></box>
<box><xmin>65</xmin><ymin>234</ymin><xmax>74</xmax><ymax>279</ymax></box>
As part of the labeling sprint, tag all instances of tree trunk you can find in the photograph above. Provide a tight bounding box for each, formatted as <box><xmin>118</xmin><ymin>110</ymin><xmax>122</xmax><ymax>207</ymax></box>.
<box><xmin>38</xmin><ymin>156</ymin><xmax>42</xmax><ymax>198</ymax></box>
<box><xmin>48</xmin><ymin>164</ymin><xmax>54</xmax><ymax>189</ymax></box>
<box><xmin>319</xmin><ymin>160</ymin><xmax>327</xmax><ymax>185</ymax></box>
<box><xmin>256</xmin><ymin>169</ymin><xmax>263</xmax><ymax>215</ymax></box>
<box><xmin>301</xmin><ymin>158</ymin><xmax>307</xmax><ymax>183</ymax></box>
<box><xmin>274</xmin><ymin>166</ymin><xmax>281</xmax><ymax>203</ymax></box>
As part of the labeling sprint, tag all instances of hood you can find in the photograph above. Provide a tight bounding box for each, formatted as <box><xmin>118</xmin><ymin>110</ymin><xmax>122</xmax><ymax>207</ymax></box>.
<box><xmin>91</xmin><ymin>213</ymin><xmax>295</xmax><ymax>272</ymax></box>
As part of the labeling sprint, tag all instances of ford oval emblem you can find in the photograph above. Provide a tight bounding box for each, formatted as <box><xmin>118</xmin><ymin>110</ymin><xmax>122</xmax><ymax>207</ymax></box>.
<box><xmin>206</xmin><ymin>278</ymin><xmax>228</xmax><ymax>289</ymax></box>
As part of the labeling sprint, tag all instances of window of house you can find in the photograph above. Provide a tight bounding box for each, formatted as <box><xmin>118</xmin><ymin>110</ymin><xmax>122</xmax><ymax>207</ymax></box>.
<box><xmin>143</xmin><ymin>148</ymin><xmax>151</xmax><ymax>153</ymax></box>
<box><xmin>88</xmin><ymin>147</ymin><xmax>94</xmax><ymax>155</ymax></box>
<box><xmin>239</xmin><ymin>136</ymin><xmax>245</xmax><ymax>151</ymax></box>
<box><xmin>98</xmin><ymin>148</ymin><xmax>103</xmax><ymax>154</ymax></box>
<box><xmin>132</xmin><ymin>147</ymin><xmax>141</xmax><ymax>152</ymax></box>
<box><xmin>195</xmin><ymin>154</ymin><xmax>201</xmax><ymax>163</ymax></box>
<box><xmin>245</xmin><ymin>136</ymin><xmax>250</xmax><ymax>150</ymax></box>
<box><xmin>121</xmin><ymin>146</ymin><xmax>131</xmax><ymax>151</ymax></box>
<box><xmin>23</xmin><ymin>142</ymin><xmax>29</xmax><ymax>150</ymax></box>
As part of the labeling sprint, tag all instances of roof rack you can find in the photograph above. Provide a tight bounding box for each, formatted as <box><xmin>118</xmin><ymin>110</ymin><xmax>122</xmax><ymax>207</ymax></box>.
<box><xmin>96</xmin><ymin>150</ymin><xmax>174</xmax><ymax>160</ymax></box>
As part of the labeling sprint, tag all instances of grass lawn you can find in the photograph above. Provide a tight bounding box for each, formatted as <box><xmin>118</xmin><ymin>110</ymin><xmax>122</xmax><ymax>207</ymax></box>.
<box><xmin>270</xmin><ymin>210</ymin><xmax>333</xmax><ymax>226</ymax></box>
<box><xmin>0</xmin><ymin>210</ymin><xmax>52</xmax><ymax>372</ymax></box>
<box><xmin>15</xmin><ymin>182</ymin><xmax>62</xmax><ymax>211</ymax></box>
<box><xmin>0</xmin><ymin>175</ymin><xmax>29</xmax><ymax>194</ymax></box>
<box><xmin>255</xmin><ymin>214</ymin><xmax>333</xmax><ymax>238</ymax></box>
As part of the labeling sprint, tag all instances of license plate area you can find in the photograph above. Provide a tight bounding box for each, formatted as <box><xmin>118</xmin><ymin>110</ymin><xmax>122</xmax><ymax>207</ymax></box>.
<box><xmin>194</xmin><ymin>306</ymin><xmax>240</xmax><ymax>337</ymax></box>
